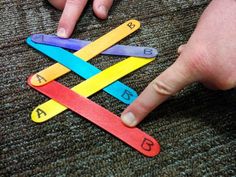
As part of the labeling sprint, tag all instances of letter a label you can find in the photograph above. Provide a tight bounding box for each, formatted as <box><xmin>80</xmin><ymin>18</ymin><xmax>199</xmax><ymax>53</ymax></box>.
<box><xmin>36</xmin><ymin>74</ymin><xmax>47</xmax><ymax>84</ymax></box>
<box><xmin>36</xmin><ymin>108</ymin><xmax>47</xmax><ymax>118</ymax></box>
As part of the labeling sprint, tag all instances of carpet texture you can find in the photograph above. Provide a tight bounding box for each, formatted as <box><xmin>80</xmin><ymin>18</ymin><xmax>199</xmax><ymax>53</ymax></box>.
<box><xmin>1</xmin><ymin>0</ymin><xmax>235</xmax><ymax>176</ymax></box>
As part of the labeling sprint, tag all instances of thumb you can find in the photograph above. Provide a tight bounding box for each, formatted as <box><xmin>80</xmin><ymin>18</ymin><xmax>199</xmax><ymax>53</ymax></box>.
<box><xmin>121</xmin><ymin>55</ymin><xmax>197</xmax><ymax>127</ymax></box>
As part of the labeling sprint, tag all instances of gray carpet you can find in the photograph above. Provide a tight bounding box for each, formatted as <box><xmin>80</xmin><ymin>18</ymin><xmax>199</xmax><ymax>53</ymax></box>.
<box><xmin>1</xmin><ymin>0</ymin><xmax>236</xmax><ymax>176</ymax></box>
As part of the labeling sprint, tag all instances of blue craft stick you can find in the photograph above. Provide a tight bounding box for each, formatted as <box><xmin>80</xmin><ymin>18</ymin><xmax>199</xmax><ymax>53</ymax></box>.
<box><xmin>31</xmin><ymin>34</ymin><xmax>158</xmax><ymax>58</ymax></box>
<box><xmin>27</xmin><ymin>36</ymin><xmax>138</xmax><ymax>104</ymax></box>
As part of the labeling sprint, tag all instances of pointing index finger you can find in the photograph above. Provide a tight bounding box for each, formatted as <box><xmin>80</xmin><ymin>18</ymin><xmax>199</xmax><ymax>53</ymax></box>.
<box><xmin>121</xmin><ymin>58</ymin><xmax>197</xmax><ymax>127</ymax></box>
<box><xmin>57</xmin><ymin>0</ymin><xmax>88</xmax><ymax>38</ymax></box>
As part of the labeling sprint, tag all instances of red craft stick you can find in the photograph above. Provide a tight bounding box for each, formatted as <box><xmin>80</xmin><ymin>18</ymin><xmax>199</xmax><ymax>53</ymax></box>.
<box><xmin>28</xmin><ymin>76</ymin><xmax>160</xmax><ymax>157</ymax></box>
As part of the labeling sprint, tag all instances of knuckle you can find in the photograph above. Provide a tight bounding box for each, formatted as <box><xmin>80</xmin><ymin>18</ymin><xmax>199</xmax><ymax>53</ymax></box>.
<box><xmin>217</xmin><ymin>75</ymin><xmax>236</xmax><ymax>90</ymax></box>
<box><xmin>151</xmin><ymin>79</ymin><xmax>175</xmax><ymax>96</ymax></box>
<box><xmin>185</xmin><ymin>44</ymin><xmax>236</xmax><ymax>90</ymax></box>
<box><xmin>224</xmin><ymin>71</ymin><xmax>236</xmax><ymax>89</ymax></box>
<box><xmin>203</xmin><ymin>72</ymin><xmax>236</xmax><ymax>90</ymax></box>
<box><xmin>186</xmin><ymin>45</ymin><xmax>211</xmax><ymax>75</ymax></box>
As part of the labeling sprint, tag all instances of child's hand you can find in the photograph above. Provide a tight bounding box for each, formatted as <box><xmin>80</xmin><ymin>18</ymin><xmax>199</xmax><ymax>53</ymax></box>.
<box><xmin>48</xmin><ymin>0</ymin><xmax>113</xmax><ymax>38</ymax></box>
<box><xmin>121</xmin><ymin>0</ymin><xmax>236</xmax><ymax>127</ymax></box>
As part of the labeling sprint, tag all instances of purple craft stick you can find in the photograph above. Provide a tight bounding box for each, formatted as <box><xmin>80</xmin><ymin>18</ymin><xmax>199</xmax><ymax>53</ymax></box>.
<box><xmin>31</xmin><ymin>34</ymin><xmax>158</xmax><ymax>58</ymax></box>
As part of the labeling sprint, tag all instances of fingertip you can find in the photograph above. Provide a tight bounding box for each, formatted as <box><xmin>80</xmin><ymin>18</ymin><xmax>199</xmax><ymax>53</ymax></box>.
<box><xmin>121</xmin><ymin>112</ymin><xmax>138</xmax><ymax>127</ymax></box>
<box><xmin>57</xmin><ymin>19</ymin><xmax>76</xmax><ymax>38</ymax></box>
<box><xmin>93</xmin><ymin>0</ymin><xmax>113</xmax><ymax>19</ymax></box>
<box><xmin>94</xmin><ymin>5</ymin><xmax>108</xmax><ymax>19</ymax></box>
<box><xmin>57</xmin><ymin>27</ymin><xmax>69</xmax><ymax>38</ymax></box>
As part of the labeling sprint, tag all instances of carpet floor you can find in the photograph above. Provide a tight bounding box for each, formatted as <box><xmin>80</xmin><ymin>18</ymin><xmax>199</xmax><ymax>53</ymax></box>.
<box><xmin>1</xmin><ymin>0</ymin><xmax>235</xmax><ymax>176</ymax></box>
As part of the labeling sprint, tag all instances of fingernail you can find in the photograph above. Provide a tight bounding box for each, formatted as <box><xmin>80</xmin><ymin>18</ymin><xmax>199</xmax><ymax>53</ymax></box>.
<box><xmin>121</xmin><ymin>112</ymin><xmax>137</xmax><ymax>127</ymax></box>
<box><xmin>57</xmin><ymin>28</ymin><xmax>67</xmax><ymax>38</ymax></box>
<box><xmin>98</xmin><ymin>5</ymin><xmax>108</xmax><ymax>16</ymax></box>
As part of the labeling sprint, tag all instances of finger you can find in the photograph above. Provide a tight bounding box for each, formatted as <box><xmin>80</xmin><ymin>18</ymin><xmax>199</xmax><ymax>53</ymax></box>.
<box><xmin>48</xmin><ymin>0</ymin><xmax>66</xmax><ymax>10</ymax></box>
<box><xmin>93</xmin><ymin>0</ymin><xmax>113</xmax><ymax>19</ymax></box>
<box><xmin>177</xmin><ymin>44</ymin><xmax>186</xmax><ymax>54</ymax></box>
<box><xmin>121</xmin><ymin>57</ymin><xmax>197</xmax><ymax>127</ymax></box>
<box><xmin>202</xmin><ymin>77</ymin><xmax>236</xmax><ymax>90</ymax></box>
<box><xmin>202</xmin><ymin>82</ymin><xmax>218</xmax><ymax>90</ymax></box>
<box><xmin>57</xmin><ymin>0</ymin><xmax>88</xmax><ymax>38</ymax></box>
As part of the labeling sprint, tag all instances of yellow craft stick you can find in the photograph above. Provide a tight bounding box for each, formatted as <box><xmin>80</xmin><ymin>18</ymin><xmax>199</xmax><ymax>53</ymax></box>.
<box><xmin>31</xmin><ymin>57</ymin><xmax>154</xmax><ymax>123</ymax></box>
<box><xmin>30</xmin><ymin>19</ymin><xmax>141</xmax><ymax>86</ymax></box>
